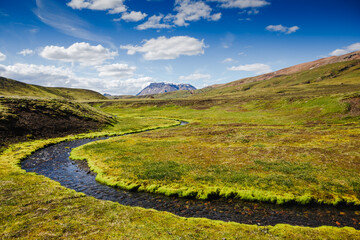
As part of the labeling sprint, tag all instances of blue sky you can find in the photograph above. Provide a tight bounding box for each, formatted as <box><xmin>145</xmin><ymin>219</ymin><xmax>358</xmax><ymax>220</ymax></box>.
<box><xmin>0</xmin><ymin>0</ymin><xmax>359</xmax><ymax>95</ymax></box>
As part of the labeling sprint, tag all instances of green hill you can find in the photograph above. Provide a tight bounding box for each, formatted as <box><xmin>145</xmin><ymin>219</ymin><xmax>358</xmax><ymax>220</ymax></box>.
<box><xmin>0</xmin><ymin>77</ymin><xmax>107</xmax><ymax>101</ymax></box>
<box><xmin>0</xmin><ymin>97</ymin><xmax>114</xmax><ymax>150</ymax></box>
<box><xmin>193</xmin><ymin>59</ymin><xmax>360</xmax><ymax>100</ymax></box>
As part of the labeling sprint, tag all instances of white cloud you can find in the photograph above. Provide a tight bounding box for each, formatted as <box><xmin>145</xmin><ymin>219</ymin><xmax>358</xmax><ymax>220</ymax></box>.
<box><xmin>266</xmin><ymin>24</ymin><xmax>299</xmax><ymax>34</ymax></box>
<box><xmin>95</xmin><ymin>63</ymin><xmax>136</xmax><ymax>78</ymax></box>
<box><xmin>0</xmin><ymin>62</ymin><xmax>153</xmax><ymax>95</ymax></box>
<box><xmin>136</xmin><ymin>14</ymin><xmax>172</xmax><ymax>30</ymax></box>
<box><xmin>0</xmin><ymin>52</ymin><xmax>6</xmax><ymax>61</ymax></box>
<box><xmin>208</xmin><ymin>0</ymin><xmax>270</xmax><ymax>8</ymax></box>
<box><xmin>116</xmin><ymin>11</ymin><xmax>147</xmax><ymax>22</ymax></box>
<box><xmin>120</xmin><ymin>36</ymin><xmax>206</xmax><ymax>60</ymax></box>
<box><xmin>329</xmin><ymin>42</ymin><xmax>360</xmax><ymax>56</ymax></box>
<box><xmin>18</xmin><ymin>49</ymin><xmax>34</xmax><ymax>56</ymax></box>
<box><xmin>222</xmin><ymin>58</ymin><xmax>234</xmax><ymax>63</ymax></box>
<box><xmin>40</xmin><ymin>42</ymin><xmax>118</xmax><ymax>65</ymax></box>
<box><xmin>0</xmin><ymin>63</ymin><xmax>76</xmax><ymax>87</ymax></box>
<box><xmin>77</xmin><ymin>76</ymin><xmax>154</xmax><ymax>95</ymax></box>
<box><xmin>135</xmin><ymin>0</ymin><xmax>221</xmax><ymax>30</ymax></box>
<box><xmin>67</xmin><ymin>0</ymin><xmax>126</xmax><ymax>14</ymax></box>
<box><xmin>170</xmin><ymin>0</ymin><xmax>221</xmax><ymax>27</ymax></box>
<box><xmin>179</xmin><ymin>73</ymin><xmax>211</xmax><ymax>81</ymax></box>
<box><xmin>228</xmin><ymin>63</ymin><xmax>272</xmax><ymax>74</ymax></box>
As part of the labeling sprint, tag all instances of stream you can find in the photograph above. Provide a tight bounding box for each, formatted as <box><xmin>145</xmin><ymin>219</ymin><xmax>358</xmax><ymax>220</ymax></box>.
<box><xmin>21</xmin><ymin>122</ymin><xmax>359</xmax><ymax>229</ymax></box>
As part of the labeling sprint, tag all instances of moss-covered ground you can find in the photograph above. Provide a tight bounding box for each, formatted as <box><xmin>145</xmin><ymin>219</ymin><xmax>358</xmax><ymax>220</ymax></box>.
<box><xmin>1</xmin><ymin>115</ymin><xmax>359</xmax><ymax>239</ymax></box>
<box><xmin>72</xmin><ymin>94</ymin><xmax>360</xmax><ymax>205</ymax></box>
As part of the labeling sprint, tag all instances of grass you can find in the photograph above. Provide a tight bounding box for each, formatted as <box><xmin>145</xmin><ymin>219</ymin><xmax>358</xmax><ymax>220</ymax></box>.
<box><xmin>0</xmin><ymin>76</ymin><xmax>106</xmax><ymax>100</ymax></box>
<box><xmin>71</xmin><ymin>105</ymin><xmax>360</xmax><ymax>204</ymax></box>
<box><xmin>1</xmin><ymin>117</ymin><xmax>359</xmax><ymax>239</ymax></box>
<box><xmin>70</xmin><ymin>61</ymin><xmax>360</xmax><ymax>205</ymax></box>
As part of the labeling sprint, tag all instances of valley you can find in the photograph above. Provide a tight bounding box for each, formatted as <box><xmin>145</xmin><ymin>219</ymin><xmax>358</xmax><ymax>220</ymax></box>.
<box><xmin>1</xmin><ymin>53</ymin><xmax>360</xmax><ymax>239</ymax></box>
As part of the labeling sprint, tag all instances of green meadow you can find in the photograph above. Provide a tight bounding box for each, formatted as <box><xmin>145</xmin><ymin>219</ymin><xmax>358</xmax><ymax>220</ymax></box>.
<box><xmin>1</xmin><ymin>111</ymin><xmax>359</xmax><ymax>239</ymax></box>
<box><xmin>71</xmin><ymin>95</ymin><xmax>360</xmax><ymax>205</ymax></box>
<box><xmin>70</xmin><ymin>61</ymin><xmax>360</xmax><ymax>205</ymax></box>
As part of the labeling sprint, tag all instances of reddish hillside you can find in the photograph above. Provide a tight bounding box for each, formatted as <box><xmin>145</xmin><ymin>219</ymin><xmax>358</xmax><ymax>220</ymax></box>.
<box><xmin>212</xmin><ymin>51</ymin><xmax>360</xmax><ymax>89</ymax></box>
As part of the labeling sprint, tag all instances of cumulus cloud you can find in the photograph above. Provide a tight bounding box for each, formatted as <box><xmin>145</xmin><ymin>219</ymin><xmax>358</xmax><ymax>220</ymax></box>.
<box><xmin>266</xmin><ymin>24</ymin><xmax>299</xmax><ymax>34</ymax></box>
<box><xmin>40</xmin><ymin>42</ymin><xmax>118</xmax><ymax>65</ymax></box>
<box><xmin>0</xmin><ymin>62</ymin><xmax>153</xmax><ymax>95</ymax></box>
<box><xmin>115</xmin><ymin>11</ymin><xmax>147</xmax><ymax>22</ymax></box>
<box><xmin>18</xmin><ymin>49</ymin><xmax>34</xmax><ymax>56</ymax></box>
<box><xmin>179</xmin><ymin>73</ymin><xmax>211</xmax><ymax>81</ymax></box>
<box><xmin>0</xmin><ymin>52</ymin><xmax>6</xmax><ymax>61</ymax></box>
<box><xmin>120</xmin><ymin>36</ymin><xmax>206</xmax><ymax>60</ymax></box>
<box><xmin>95</xmin><ymin>63</ymin><xmax>136</xmax><ymax>78</ymax></box>
<box><xmin>75</xmin><ymin>76</ymin><xmax>154</xmax><ymax>95</ymax></box>
<box><xmin>67</xmin><ymin>0</ymin><xmax>126</xmax><ymax>14</ymax></box>
<box><xmin>135</xmin><ymin>0</ymin><xmax>221</xmax><ymax>30</ymax></box>
<box><xmin>228</xmin><ymin>63</ymin><xmax>272</xmax><ymax>75</ymax></box>
<box><xmin>169</xmin><ymin>0</ymin><xmax>221</xmax><ymax>27</ymax></box>
<box><xmin>208</xmin><ymin>0</ymin><xmax>270</xmax><ymax>9</ymax></box>
<box><xmin>136</xmin><ymin>14</ymin><xmax>172</xmax><ymax>30</ymax></box>
<box><xmin>329</xmin><ymin>42</ymin><xmax>360</xmax><ymax>56</ymax></box>
<box><xmin>0</xmin><ymin>63</ymin><xmax>76</xmax><ymax>87</ymax></box>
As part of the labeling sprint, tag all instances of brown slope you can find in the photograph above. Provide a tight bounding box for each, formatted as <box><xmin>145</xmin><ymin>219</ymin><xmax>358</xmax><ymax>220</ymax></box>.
<box><xmin>212</xmin><ymin>51</ymin><xmax>360</xmax><ymax>89</ymax></box>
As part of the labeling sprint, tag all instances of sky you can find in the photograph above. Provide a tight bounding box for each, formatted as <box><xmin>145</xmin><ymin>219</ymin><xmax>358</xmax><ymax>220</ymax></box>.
<box><xmin>0</xmin><ymin>0</ymin><xmax>359</xmax><ymax>95</ymax></box>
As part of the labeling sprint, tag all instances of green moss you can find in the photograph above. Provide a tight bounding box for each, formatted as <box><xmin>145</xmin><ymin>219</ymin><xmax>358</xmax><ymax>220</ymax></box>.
<box><xmin>71</xmin><ymin>89</ymin><xmax>360</xmax><ymax>205</ymax></box>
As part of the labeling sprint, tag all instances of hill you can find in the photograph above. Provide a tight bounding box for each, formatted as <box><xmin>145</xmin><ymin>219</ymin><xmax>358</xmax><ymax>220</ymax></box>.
<box><xmin>0</xmin><ymin>97</ymin><xmax>114</xmax><ymax>150</ymax></box>
<box><xmin>210</xmin><ymin>51</ymin><xmax>360</xmax><ymax>90</ymax></box>
<box><xmin>0</xmin><ymin>77</ymin><xmax>107</xmax><ymax>101</ymax></box>
<box><xmin>137</xmin><ymin>82</ymin><xmax>196</xmax><ymax>96</ymax></box>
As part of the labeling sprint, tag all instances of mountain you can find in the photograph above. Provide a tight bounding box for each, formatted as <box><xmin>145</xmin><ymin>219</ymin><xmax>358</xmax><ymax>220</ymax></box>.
<box><xmin>0</xmin><ymin>77</ymin><xmax>107</xmax><ymax>101</ymax></box>
<box><xmin>189</xmin><ymin>55</ymin><xmax>360</xmax><ymax>100</ymax></box>
<box><xmin>137</xmin><ymin>82</ymin><xmax>196</xmax><ymax>96</ymax></box>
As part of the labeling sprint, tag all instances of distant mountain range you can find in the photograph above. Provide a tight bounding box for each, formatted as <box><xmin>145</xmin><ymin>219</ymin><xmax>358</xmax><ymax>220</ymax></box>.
<box><xmin>137</xmin><ymin>82</ymin><xmax>196</xmax><ymax>96</ymax></box>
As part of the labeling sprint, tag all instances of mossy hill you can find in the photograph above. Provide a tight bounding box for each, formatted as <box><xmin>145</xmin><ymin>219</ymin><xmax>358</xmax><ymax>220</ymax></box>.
<box><xmin>0</xmin><ymin>77</ymin><xmax>106</xmax><ymax>101</ymax></box>
<box><xmin>0</xmin><ymin>97</ymin><xmax>114</xmax><ymax>150</ymax></box>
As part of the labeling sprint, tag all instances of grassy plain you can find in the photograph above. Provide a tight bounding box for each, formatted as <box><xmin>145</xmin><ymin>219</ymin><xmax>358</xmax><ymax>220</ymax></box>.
<box><xmin>71</xmin><ymin>61</ymin><xmax>360</xmax><ymax>205</ymax></box>
<box><xmin>1</xmin><ymin>114</ymin><xmax>359</xmax><ymax>239</ymax></box>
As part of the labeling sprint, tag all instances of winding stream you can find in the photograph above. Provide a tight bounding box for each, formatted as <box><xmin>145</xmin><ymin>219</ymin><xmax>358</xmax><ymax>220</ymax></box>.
<box><xmin>21</xmin><ymin>122</ymin><xmax>359</xmax><ymax>229</ymax></box>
